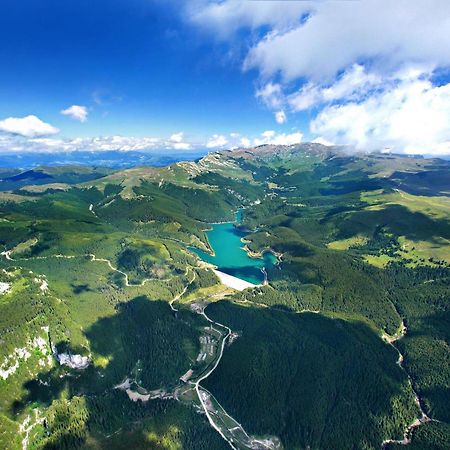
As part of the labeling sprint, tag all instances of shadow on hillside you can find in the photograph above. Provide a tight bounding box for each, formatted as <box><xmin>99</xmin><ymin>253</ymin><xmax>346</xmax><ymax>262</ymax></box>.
<box><xmin>335</xmin><ymin>204</ymin><xmax>450</xmax><ymax>243</ymax></box>
<box><xmin>388</xmin><ymin>169</ymin><xmax>450</xmax><ymax>197</ymax></box>
<box><xmin>12</xmin><ymin>296</ymin><xmax>421</xmax><ymax>450</ymax></box>
<box><xmin>14</xmin><ymin>297</ymin><xmax>198</xmax><ymax>409</ymax></box>
<box><xmin>71</xmin><ymin>283</ymin><xmax>93</xmax><ymax>294</ymax></box>
<box><xmin>11</xmin><ymin>296</ymin><xmax>226</xmax><ymax>449</ymax></box>
<box><xmin>319</xmin><ymin>177</ymin><xmax>383</xmax><ymax>196</ymax></box>
<box><xmin>400</xmin><ymin>309</ymin><xmax>450</xmax><ymax>424</ymax></box>
<box><xmin>203</xmin><ymin>300</ymin><xmax>420</xmax><ymax>450</ymax></box>
<box><xmin>421</xmin><ymin>385</ymin><xmax>450</xmax><ymax>423</ymax></box>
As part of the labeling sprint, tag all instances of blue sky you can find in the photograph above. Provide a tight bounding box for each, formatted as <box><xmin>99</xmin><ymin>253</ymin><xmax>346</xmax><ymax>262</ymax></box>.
<box><xmin>0</xmin><ymin>0</ymin><xmax>306</xmax><ymax>141</ymax></box>
<box><xmin>0</xmin><ymin>0</ymin><xmax>449</xmax><ymax>154</ymax></box>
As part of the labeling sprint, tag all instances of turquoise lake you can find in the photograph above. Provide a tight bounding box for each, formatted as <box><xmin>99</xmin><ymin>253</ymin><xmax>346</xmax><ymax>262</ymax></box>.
<box><xmin>192</xmin><ymin>210</ymin><xmax>277</xmax><ymax>284</ymax></box>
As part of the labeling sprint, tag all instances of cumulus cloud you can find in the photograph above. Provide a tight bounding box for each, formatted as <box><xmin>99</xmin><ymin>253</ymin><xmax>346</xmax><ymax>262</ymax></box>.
<box><xmin>206</xmin><ymin>134</ymin><xmax>228</xmax><ymax>148</ymax></box>
<box><xmin>256</xmin><ymin>82</ymin><xmax>283</xmax><ymax>109</ymax></box>
<box><xmin>312</xmin><ymin>137</ymin><xmax>334</xmax><ymax>147</ymax></box>
<box><xmin>168</xmin><ymin>132</ymin><xmax>192</xmax><ymax>149</ymax></box>
<box><xmin>288</xmin><ymin>64</ymin><xmax>382</xmax><ymax>111</ymax></box>
<box><xmin>320</xmin><ymin>65</ymin><xmax>381</xmax><ymax>103</ymax></box>
<box><xmin>239</xmin><ymin>137</ymin><xmax>251</xmax><ymax>148</ymax></box>
<box><xmin>187</xmin><ymin>0</ymin><xmax>450</xmax><ymax>154</ymax></box>
<box><xmin>256</xmin><ymin>64</ymin><xmax>384</xmax><ymax>113</ymax></box>
<box><xmin>172</xmin><ymin>142</ymin><xmax>192</xmax><ymax>150</ymax></box>
<box><xmin>311</xmin><ymin>74</ymin><xmax>450</xmax><ymax>155</ymax></box>
<box><xmin>60</xmin><ymin>105</ymin><xmax>88</xmax><ymax>122</ymax></box>
<box><xmin>275</xmin><ymin>110</ymin><xmax>286</xmax><ymax>124</ymax></box>
<box><xmin>212</xmin><ymin>130</ymin><xmax>302</xmax><ymax>148</ymax></box>
<box><xmin>188</xmin><ymin>1</ymin><xmax>307</xmax><ymax>38</ymax></box>
<box><xmin>0</xmin><ymin>115</ymin><xmax>59</xmax><ymax>137</ymax></box>
<box><xmin>190</xmin><ymin>1</ymin><xmax>450</xmax><ymax>80</ymax></box>
<box><xmin>242</xmin><ymin>1</ymin><xmax>450</xmax><ymax>81</ymax></box>
<box><xmin>253</xmin><ymin>130</ymin><xmax>302</xmax><ymax>147</ymax></box>
<box><xmin>170</xmin><ymin>132</ymin><xmax>184</xmax><ymax>143</ymax></box>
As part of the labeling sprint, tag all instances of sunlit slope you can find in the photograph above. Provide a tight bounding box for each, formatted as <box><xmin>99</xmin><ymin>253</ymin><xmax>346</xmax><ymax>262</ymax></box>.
<box><xmin>0</xmin><ymin>144</ymin><xmax>449</xmax><ymax>449</ymax></box>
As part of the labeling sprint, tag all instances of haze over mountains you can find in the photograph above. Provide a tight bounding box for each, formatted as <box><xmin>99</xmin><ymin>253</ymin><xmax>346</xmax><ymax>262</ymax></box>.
<box><xmin>0</xmin><ymin>150</ymin><xmax>208</xmax><ymax>170</ymax></box>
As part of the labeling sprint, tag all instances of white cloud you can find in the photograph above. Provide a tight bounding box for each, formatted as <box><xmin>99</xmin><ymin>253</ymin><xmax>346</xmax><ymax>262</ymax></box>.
<box><xmin>206</xmin><ymin>134</ymin><xmax>228</xmax><ymax>148</ymax></box>
<box><xmin>173</xmin><ymin>142</ymin><xmax>192</xmax><ymax>150</ymax></box>
<box><xmin>288</xmin><ymin>64</ymin><xmax>382</xmax><ymax>112</ymax></box>
<box><xmin>256</xmin><ymin>82</ymin><xmax>283</xmax><ymax>109</ymax></box>
<box><xmin>72</xmin><ymin>135</ymin><xmax>160</xmax><ymax>151</ymax></box>
<box><xmin>187</xmin><ymin>1</ymin><xmax>450</xmax><ymax>155</ymax></box>
<box><xmin>0</xmin><ymin>129</ymin><xmax>305</xmax><ymax>154</ymax></box>
<box><xmin>188</xmin><ymin>1</ymin><xmax>308</xmax><ymax>38</ymax></box>
<box><xmin>242</xmin><ymin>1</ymin><xmax>450</xmax><ymax>81</ymax></box>
<box><xmin>275</xmin><ymin>110</ymin><xmax>286</xmax><ymax>124</ymax></box>
<box><xmin>170</xmin><ymin>132</ymin><xmax>184</xmax><ymax>143</ymax></box>
<box><xmin>60</xmin><ymin>105</ymin><xmax>88</xmax><ymax>122</ymax></box>
<box><xmin>239</xmin><ymin>137</ymin><xmax>251</xmax><ymax>148</ymax></box>
<box><xmin>206</xmin><ymin>130</ymin><xmax>302</xmax><ymax>148</ymax></box>
<box><xmin>287</xmin><ymin>84</ymin><xmax>321</xmax><ymax>112</ymax></box>
<box><xmin>311</xmin><ymin>75</ymin><xmax>450</xmax><ymax>155</ymax></box>
<box><xmin>312</xmin><ymin>137</ymin><xmax>334</xmax><ymax>147</ymax></box>
<box><xmin>190</xmin><ymin>1</ymin><xmax>450</xmax><ymax>81</ymax></box>
<box><xmin>227</xmin><ymin>130</ymin><xmax>302</xmax><ymax>147</ymax></box>
<box><xmin>0</xmin><ymin>134</ymin><xmax>196</xmax><ymax>153</ymax></box>
<box><xmin>320</xmin><ymin>64</ymin><xmax>381</xmax><ymax>102</ymax></box>
<box><xmin>169</xmin><ymin>132</ymin><xmax>192</xmax><ymax>149</ymax></box>
<box><xmin>0</xmin><ymin>115</ymin><xmax>59</xmax><ymax>137</ymax></box>
<box><xmin>261</xmin><ymin>130</ymin><xmax>275</xmax><ymax>139</ymax></box>
<box><xmin>253</xmin><ymin>130</ymin><xmax>302</xmax><ymax>147</ymax></box>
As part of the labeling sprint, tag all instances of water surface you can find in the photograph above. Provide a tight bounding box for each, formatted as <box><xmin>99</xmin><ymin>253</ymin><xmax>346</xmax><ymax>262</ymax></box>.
<box><xmin>193</xmin><ymin>210</ymin><xmax>276</xmax><ymax>284</ymax></box>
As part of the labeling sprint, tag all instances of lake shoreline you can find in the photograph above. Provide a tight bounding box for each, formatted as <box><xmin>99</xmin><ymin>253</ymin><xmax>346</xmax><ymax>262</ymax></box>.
<box><xmin>192</xmin><ymin>207</ymin><xmax>277</xmax><ymax>285</ymax></box>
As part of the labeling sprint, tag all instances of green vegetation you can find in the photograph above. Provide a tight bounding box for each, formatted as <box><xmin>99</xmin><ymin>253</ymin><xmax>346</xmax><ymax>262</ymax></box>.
<box><xmin>388</xmin><ymin>421</ymin><xmax>450</xmax><ymax>450</ymax></box>
<box><xmin>0</xmin><ymin>144</ymin><xmax>449</xmax><ymax>449</ymax></box>
<box><xmin>0</xmin><ymin>166</ymin><xmax>112</xmax><ymax>192</ymax></box>
<box><xmin>204</xmin><ymin>301</ymin><xmax>419</xmax><ymax>450</ymax></box>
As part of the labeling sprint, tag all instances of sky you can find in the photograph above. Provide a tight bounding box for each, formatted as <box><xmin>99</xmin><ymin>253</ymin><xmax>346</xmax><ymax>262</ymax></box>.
<box><xmin>0</xmin><ymin>0</ymin><xmax>449</xmax><ymax>155</ymax></box>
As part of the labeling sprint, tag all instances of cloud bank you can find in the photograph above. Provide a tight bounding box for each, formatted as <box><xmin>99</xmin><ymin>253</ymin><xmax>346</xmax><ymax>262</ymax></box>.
<box><xmin>0</xmin><ymin>135</ymin><xmax>193</xmax><ymax>153</ymax></box>
<box><xmin>311</xmin><ymin>72</ymin><xmax>450</xmax><ymax>155</ymax></box>
<box><xmin>187</xmin><ymin>0</ymin><xmax>450</xmax><ymax>155</ymax></box>
<box><xmin>206</xmin><ymin>130</ymin><xmax>302</xmax><ymax>149</ymax></box>
<box><xmin>0</xmin><ymin>130</ymin><xmax>302</xmax><ymax>153</ymax></box>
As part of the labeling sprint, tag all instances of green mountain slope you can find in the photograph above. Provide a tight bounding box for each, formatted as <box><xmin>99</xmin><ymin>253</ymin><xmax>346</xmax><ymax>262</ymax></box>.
<box><xmin>0</xmin><ymin>144</ymin><xmax>449</xmax><ymax>449</ymax></box>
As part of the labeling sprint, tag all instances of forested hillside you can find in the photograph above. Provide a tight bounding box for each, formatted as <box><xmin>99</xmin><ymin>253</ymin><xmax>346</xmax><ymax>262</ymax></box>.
<box><xmin>0</xmin><ymin>144</ymin><xmax>449</xmax><ymax>449</ymax></box>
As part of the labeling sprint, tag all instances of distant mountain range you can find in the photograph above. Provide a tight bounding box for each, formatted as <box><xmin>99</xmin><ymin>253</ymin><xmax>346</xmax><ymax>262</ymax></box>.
<box><xmin>0</xmin><ymin>150</ymin><xmax>207</xmax><ymax>170</ymax></box>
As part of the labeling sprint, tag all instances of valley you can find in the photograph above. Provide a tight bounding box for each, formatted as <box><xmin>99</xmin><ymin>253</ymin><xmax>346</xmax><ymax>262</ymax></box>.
<box><xmin>0</xmin><ymin>144</ymin><xmax>449</xmax><ymax>450</ymax></box>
